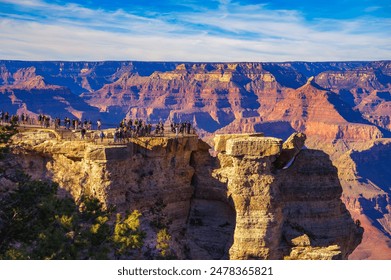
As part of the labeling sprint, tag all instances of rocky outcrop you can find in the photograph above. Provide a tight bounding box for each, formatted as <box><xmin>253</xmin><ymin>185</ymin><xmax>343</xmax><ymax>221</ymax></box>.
<box><xmin>274</xmin><ymin>132</ymin><xmax>306</xmax><ymax>169</ymax></box>
<box><xmin>11</xmin><ymin>131</ymin><xmax>199</xmax><ymax>257</ymax></box>
<box><xmin>1</xmin><ymin>59</ymin><xmax>389</xmax><ymax>259</ymax></box>
<box><xmin>211</xmin><ymin>134</ymin><xmax>362</xmax><ymax>260</ymax></box>
<box><xmin>212</xmin><ymin>135</ymin><xmax>284</xmax><ymax>259</ymax></box>
<box><xmin>279</xmin><ymin>149</ymin><xmax>363</xmax><ymax>259</ymax></box>
<box><xmin>304</xmin><ymin>135</ymin><xmax>391</xmax><ymax>259</ymax></box>
<box><xmin>1</xmin><ymin>60</ymin><xmax>390</xmax><ymax>133</ymax></box>
<box><xmin>8</xmin><ymin>129</ymin><xmax>363</xmax><ymax>259</ymax></box>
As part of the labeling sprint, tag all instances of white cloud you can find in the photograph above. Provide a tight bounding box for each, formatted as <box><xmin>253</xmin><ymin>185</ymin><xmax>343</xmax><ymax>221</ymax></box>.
<box><xmin>0</xmin><ymin>0</ymin><xmax>42</xmax><ymax>7</ymax></box>
<box><xmin>0</xmin><ymin>0</ymin><xmax>390</xmax><ymax>61</ymax></box>
<box><xmin>364</xmin><ymin>6</ymin><xmax>381</xmax><ymax>13</ymax></box>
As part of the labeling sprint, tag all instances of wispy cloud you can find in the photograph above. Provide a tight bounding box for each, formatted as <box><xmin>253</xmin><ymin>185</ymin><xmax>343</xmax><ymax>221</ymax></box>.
<box><xmin>0</xmin><ymin>0</ymin><xmax>390</xmax><ymax>61</ymax></box>
<box><xmin>364</xmin><ymin>6</ymin><xmax>381</xmax><ymax>13</ymax></box>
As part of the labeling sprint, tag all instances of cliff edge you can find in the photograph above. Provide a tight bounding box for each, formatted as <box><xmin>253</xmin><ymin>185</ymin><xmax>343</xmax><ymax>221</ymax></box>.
<box><xmin>7</xmin><ymin>129</ymin><xmax>363</xmax><ymax>259</ymax></box>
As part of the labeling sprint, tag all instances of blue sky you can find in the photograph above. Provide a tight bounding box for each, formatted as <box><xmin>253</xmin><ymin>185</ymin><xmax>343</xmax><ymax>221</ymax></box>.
<box><xmin>0</xmin><ymin>0</ymin><xmax>390</xmax><ymax>61</ymax></box>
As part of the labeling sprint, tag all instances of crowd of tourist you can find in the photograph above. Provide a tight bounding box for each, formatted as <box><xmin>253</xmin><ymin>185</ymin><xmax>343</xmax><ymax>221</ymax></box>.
<box><xmin>112</xmin><ymin>119</ymin><xmax>193</xmax><ymax>143</ymax></box>
<box><xmin>0</xmin><ymin>111</ymin><xmax>52</xmax><ymax>127</ymax></box>
<box><xmin>54</xmin><ymin>117</ymin><xmax>93</xmax><ymax>130</ymax></box>
<box><xmin>0</xmin><ymin>110</ymin><xmax>195</xmax><ymax>143</ymax></box>
<box><xmin>0</xmin><ymin>111</ymin><xmax>35</xmax><ymax>125</ymax></box>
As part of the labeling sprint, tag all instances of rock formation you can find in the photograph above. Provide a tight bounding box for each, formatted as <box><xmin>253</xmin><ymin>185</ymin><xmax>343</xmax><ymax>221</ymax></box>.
<box><xmin>274</xmin><ymin>132</ymin><xmax>306</xmax><ymax>169</ymax></box>
<box><xmin>1</xmin><ymin>60</ymin><xmax>389</xmax><ymax>258</ymax></box>
<box><xmin>1</xmin><ymin>61</ymin><xmax>390</xmax><ymax>133</ymax></box>
<box><xmin>213</xmin><ymin>135</ymin><xmax>285</xmax><ymax>259</ymax></box>
<box><xmin>210</xmin><ymin>133</ymin><xmax>362</xmax><ymax>259</ymax></box>
<box><xmin>7</xmin><ymin>129</ymin><xmax>363</xmax><ymax>259</ymax></box>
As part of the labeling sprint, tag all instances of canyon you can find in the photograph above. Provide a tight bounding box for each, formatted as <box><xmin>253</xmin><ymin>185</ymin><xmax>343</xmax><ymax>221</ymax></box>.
<box><xmin>0</xmin><ymin>60</ymin><xmax>390</xmax><ymax>259</ymax></box>
<box><xmin>2</xmin><ymin>129</ymin><xmax>362</xmax><ymax>259</ymax></box>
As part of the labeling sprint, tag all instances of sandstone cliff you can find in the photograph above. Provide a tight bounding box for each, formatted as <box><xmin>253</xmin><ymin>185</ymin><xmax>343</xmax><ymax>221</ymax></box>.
<box><xmin>1</xmin><ymin>60</ymin><xmax>389</xmax><ymax>259</ymax></box>
<box><xmin>1</xmin><ymin>60</ymin><xmax>390</xmax><ymax>133</ymax></box>
<box><xmin>7</xmin><ymin>129</ymin><xmax>363</xmax><ymax>259</ymax></box>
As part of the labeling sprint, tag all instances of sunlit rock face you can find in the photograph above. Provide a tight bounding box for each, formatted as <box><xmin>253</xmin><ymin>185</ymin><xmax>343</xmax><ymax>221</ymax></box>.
<box><xmin>211</xmin><ymin>134</ymin><xmax>362</xmax><ymax>260</ymax></box>
<box><xmin>1</xmin><ymin>59</ymin><xmax>389</xmax><ymax>258</ymax></box>
<box><xmin>1</xmin><ymin>61</ymin><xmax>389</xmax><ymax>133</ymax></box>
<box><xmin>8</xmin><ymin>130</ymin><xmax>362</xmax><ymax>259</ymax></box>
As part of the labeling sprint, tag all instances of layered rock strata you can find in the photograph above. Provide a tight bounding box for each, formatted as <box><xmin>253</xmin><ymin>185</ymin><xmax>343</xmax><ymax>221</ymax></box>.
<box><xmin>213</xmin><ymin>135</ymin><xmax>284</xmax><ymax>259</ymax></box>
<box><xmin>211</xmin><ymin>133</ymin><xmax>362</xmax><ymax>259</ymax></box>
<box><xmin>8</xmin><ymin>129</ymin><xmax>363</xmax><ymax>259</ymax></box>
<box><xmin>1</xmin><ymin>60</ymin><xmax>389</xmax><ymax>259</ymax></box>
<box><xmin>11</xmin><ymin>130</ymin><xmax>198</xmax><ymax>257</ymax></box>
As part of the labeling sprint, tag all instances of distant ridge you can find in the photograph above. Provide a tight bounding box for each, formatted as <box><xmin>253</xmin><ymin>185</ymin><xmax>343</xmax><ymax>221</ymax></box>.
<box><xmin>1</xmin><ymin>60</ymin><xmax>391</xmax><ymax>258</ymax></box>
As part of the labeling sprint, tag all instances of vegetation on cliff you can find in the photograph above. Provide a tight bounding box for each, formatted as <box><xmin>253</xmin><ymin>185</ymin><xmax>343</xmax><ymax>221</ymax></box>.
<box><xmin>0</xmin><ymin>125</ymin><xmax>175</xmax><ymax>260</ymax></box>
<box><xmin>0</xmin><ymin>125</ymin><xmax>17</xmax><ymax>159</ymax></box>
<box><xmin>0</xmin><ymin>177</ymin><xmax>147</xmax><ymax>260</ymax></box>
<box><xmin>0</xmin><ymin>126</ymin><xmax>362</xmax><ymax>259</ymax></box>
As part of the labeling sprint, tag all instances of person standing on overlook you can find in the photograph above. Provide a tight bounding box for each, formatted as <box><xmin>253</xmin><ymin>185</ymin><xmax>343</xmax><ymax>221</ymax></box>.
<box><xmin>99</xmin><ymin>130</ymin><xmax>105</xmax><ymax>143</ymax></box>
<box><xmin>81</xmin><ymin>127</ymin><xmax>86</xmax><ymax>139</ymax></box>
<box><xmin>175</xmin><ymin>124</ymin><xmax>179</xmax><ymax>139</ymax></box>
<box><xmin>97</xmin><ymin>119</ymin><xmax>102</xmax><ymax>130</ymax></box>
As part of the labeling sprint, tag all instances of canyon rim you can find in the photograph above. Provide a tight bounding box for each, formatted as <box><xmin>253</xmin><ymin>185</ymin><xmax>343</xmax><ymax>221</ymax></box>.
<box><xmin>1</xmin><ymin>60</ymin><xmax>390</xmax><ymax>259</ymax></box>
